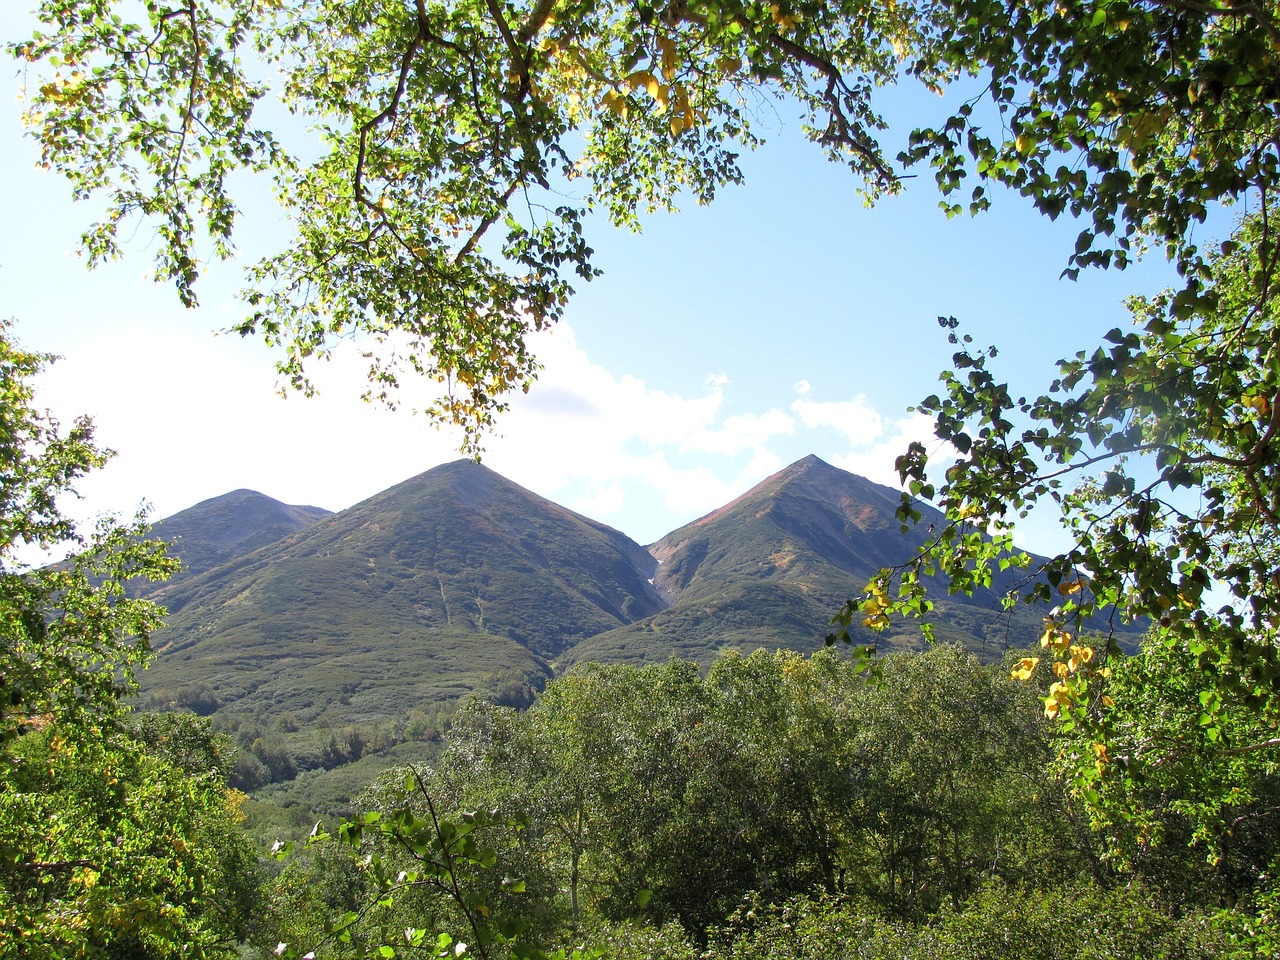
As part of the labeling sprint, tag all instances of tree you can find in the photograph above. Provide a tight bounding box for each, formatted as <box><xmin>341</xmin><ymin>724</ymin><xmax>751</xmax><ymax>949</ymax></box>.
<box><xmin>806</xmin><ymin>0</ymin><xmax>1280</xmax><ymax>792</ymax></box>
<box><xmin>0</xmin><ymin>324</ymin><xmax>174</xmax><ymax>751</ymax></box>
<box><xmin>841</xmin><ymin>646</ymin><xmax>1060</xmax><ymax>917</ymax></box>
<box><xmin>0</xmin><ymin>322</ymin><xmax>257</xmax><ymax>957</ymax></box>
<box><xmin>10</xmin><ymin>0</ymin><xmax>943</xmax><ymax>446</ymax></box>
<box><xmin>16</xmin><ymin>0</ymin><xmax>1280</xmax><ymax>814</ymax></box>
<box><xmin>1059</xmin><ymin>639</ymin><xmax>1280</xmax><ymax>914</ymax></box>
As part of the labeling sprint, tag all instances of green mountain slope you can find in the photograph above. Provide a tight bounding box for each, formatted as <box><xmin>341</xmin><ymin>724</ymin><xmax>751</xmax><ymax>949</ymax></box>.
<box><xmin>140</xmin><ymin>460</ymin><xmax>665</xmax><ymax>726</ymax></box>
<box><xmin>566</xmin><ymin>455</ymin><xmax>1104</xmax><ymax>665</ymax></box>
<box><xmin>146</xmin><ymin>489</ymin><xmax>331</xmax><ymax>586</ymax></box>
<box><xmin>139</xmin><ymin>455</ymin><xmax>1140</xmax><ymax>732</ymax></box>
<box><xmin>132</xmin><ymin>455</ymin><xmax>1145</xmax><ymax>818</ymax></box>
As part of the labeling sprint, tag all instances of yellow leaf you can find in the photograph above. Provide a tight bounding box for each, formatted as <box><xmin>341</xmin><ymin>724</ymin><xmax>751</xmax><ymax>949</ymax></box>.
<box><xmin>1039</xmin><ymin>623</ymin><xmax>1071</xmax><ymax>650</ymax></box>
<box><xmin>658</xmin><ymin>34</ymin><xmax>678</xmax><ymax>81</ymax></box>
<box><xmin>1068</xmin><ymin>643</ymin><xmax>1093</xmax><ymax>664</ymax></box>
<box><xmin>1058</xmin><ymin>578</ymin><xmax>1085</xmax><ymax>597</ymax></box>
<box><xmin>770</xmin><ymin>3</ymin><xmax>800</xmax><ymax>29</ymax></box>
<box><xmin>625</xmin><ymin>70</ymin><xmax>656</xmax><ymax>93</ymax></box>
<box><xmin>1242</xmin><ymin>393</ymin><xmax>1271</xmax><ymax>415</ymax></box>
<box><xmin>601</xmin><ymin>89</ymin><xmax>629</xmax><ymax>118</ymax></box>
<box><xmin>1010</xmin><ymin>657</ymin><xmax>1039</xmax><ymax>681</ymax></box>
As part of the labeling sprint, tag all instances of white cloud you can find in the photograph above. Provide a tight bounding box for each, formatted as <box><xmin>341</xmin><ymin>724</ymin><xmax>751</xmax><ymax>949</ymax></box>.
<box><xmin>791</xmin><ymin>394</ymin><xmax>884</xmax><ymax>440</ymax></box>
<box><xmin>789</xmin><ymin>394</ymin><xmax>940</xmax><ymax>492</ymax></box>
<box><xmin>681</xmin><ymin>408</ymin><xmax>795</xmax><ymax>456</ymax></box>
<box><xmin>28</xmin><ymin>314</ymin><xmax>939</xmax><ymax>547</ymax></box>
<box><xmin>827</xmin><ymin>412</ymin><xmax>938</xmax><ymax>491</ymax></box>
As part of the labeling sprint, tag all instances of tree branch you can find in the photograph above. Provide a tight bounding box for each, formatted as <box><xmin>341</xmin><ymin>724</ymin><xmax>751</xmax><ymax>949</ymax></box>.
<box><xmin>169</xmin><ymin>0</ymin><xmax>202</xmax><ymax>188</ymax></box>
<box><xmin>353</xmin><ymin>2</ymin><xmax>427</xmax><ymax>209</ymax></box>
<box><xmin>517</xmin><ymin>0</ymin><xmax>559</xmax><ymax>44</ymax></box>
<box><xmin>1143</xmin><ymin>0</ymin><xmax>1280</xmax><ymax>47</ymax></box>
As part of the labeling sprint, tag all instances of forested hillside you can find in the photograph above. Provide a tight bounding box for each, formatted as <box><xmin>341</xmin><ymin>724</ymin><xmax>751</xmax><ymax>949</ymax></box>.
<box><xmin>125</xmin><ymin>453</ymin><xmax>1132</xmax><ymax>821</ymax></box>
<box><xmin>10</xmin><ymin>0</ymin><xmax>1280</xmax><ymax>952</ymax></box>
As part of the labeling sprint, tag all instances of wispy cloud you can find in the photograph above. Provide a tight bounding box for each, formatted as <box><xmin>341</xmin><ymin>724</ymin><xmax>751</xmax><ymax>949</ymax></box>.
<box><xmin>30</xmin><ymin>316</ymin><xmax>928</xmax><ymax>545</ymax></box>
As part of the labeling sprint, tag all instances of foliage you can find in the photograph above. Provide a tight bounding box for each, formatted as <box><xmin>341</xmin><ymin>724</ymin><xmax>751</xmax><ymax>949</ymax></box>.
<box><xmin>0</xmin><ymin>322</ymin><xmax>258</xmax><ymax>957</ymax></box>
<box><xmin>712</xmin><ymin>881</ymin><xmax>1252</xmax><ymax>960</ymax></box>
<box><xmin>11</xmin><ymin>0</ymin><xmax>950</xmax><ymax>447</ymax></box>
<box><xmin>1056</xmin><ymin>638</ymin><xmax>1280</xmax><ymax>909</ymax></box>
<box><xmin>740</xmin><ymin>0</ymin><xmax>1280</xmax><ymax>824</ymax></box>
<box><xmin>266</xmin><ymin>766</ymin><xmax>596</xmax><ymax>960</ymax></box>
<box><xmin>840</xmin><ymin>646</ymin><xmax>1061</xmax><ymax>917</ymax></box>
<box><xmin>254</xmin><ymin>644</ymin><xmax>1280</xmax><ymax>956</ymax></box>
<box><xmin>0</xmin><ymin>324</ymin><xmax>175</xmax><ymax>751</ymax></box>
<box><xmin>2</xmin><ymin>717</ymin><xmax>261</xmax><ymax>959</ymax></box>
<box><xmin>886</xmin><ymin>211</ymin><xmax>1280</xmax><ymax>723</ymax></box>
<box><xmin>420</xmin><ymin>648</ymin><xmax>1077</xmax><ymax>934</ymax></box>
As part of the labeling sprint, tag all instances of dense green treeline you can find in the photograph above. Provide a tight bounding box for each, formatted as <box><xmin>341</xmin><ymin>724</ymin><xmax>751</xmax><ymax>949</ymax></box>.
<box><xmin>256</xmin><ymin>645</ymin><xmax>1278</xmax><ymax>959</ymax></box>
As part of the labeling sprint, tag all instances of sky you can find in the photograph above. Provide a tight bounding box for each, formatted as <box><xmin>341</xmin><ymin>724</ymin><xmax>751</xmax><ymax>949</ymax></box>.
<box><xmin>0</xmin><ymin>8</ymin><xmax>1219</xmax><ymax>557</ymax></box>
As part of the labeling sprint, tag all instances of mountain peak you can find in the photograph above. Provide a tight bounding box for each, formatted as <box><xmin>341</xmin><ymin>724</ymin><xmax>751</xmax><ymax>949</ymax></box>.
<box><xmin>787</xmin><ymin>453</ymin><xmax>832</xmax><ymax>471</ymax></box>
<box><xmin>146</xmin><ymin>489</ymin><xmax>331</xmax><ymax>588</ymax></box>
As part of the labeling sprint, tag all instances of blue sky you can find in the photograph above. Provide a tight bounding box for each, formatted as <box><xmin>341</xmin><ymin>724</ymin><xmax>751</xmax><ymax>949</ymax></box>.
<box><xmin>1</xmin><ymin>8</ymin><xmax>1210</xmax><ymax>556</ymax></box>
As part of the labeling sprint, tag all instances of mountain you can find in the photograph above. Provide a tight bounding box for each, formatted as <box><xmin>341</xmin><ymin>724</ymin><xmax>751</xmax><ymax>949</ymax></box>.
<box><xmin>138</xmin><ymin>455</ymin><xmax>1137</xmax><ymax>735</ymax></box>
<box><xmin>564</xmin><ymin>455</ymin><xmax>1050</xmax><ymax>665</ymax></box>
<box><xmin>132</xmin><ymin>455</ymin><xmax>1145</xmax><ymax>815</ymax></box>
<box><xmin>146</xmin><ymin>489</ymin><xmax>331</xmax><ymax>586</ymax></box>
<box><xmin>141</xmin><ymin>460</ymin><xmax>666</xmax><ymax>727</ymax></box>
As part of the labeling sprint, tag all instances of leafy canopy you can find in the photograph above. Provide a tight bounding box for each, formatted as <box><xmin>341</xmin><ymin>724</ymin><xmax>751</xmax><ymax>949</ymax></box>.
<box><xmin>12</xmin><ymin>0</ymin><xmax>945</xmax><ymax>446</ymax></box>
<box><xmin>0</xmin><ymin>323</ymin><xmax>258</xmax><ymax>957</ymax></box>
<box><xmin>15</xmin><ymin>0</ymin><xmax>1280</xmax><ymax>801</ymax></box>
<box><xmin>0</xmin><ymin>323</ymin><xmax>174</xmax><ymax>750</ymax></box>
<box><xmin>876</xmin><ymin>0</ymin><xmax>1280</xmax><ymax>744</ymax></box>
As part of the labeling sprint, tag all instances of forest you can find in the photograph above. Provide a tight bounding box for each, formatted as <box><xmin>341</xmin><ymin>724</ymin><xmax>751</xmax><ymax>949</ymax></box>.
<box><xmin>1</xmin><ymin>327</ymin><xmax>1276</xmax><ymax>954</ymax></box>
<box><xmin>256</xmin><ymin>645</ymin><xmax>1279</xmax><ymax>960</ymax></box>
<box><xmin>7</xmin><ymin>0</ymin><xmax>1280</xmax><ymax>953</ymax></box>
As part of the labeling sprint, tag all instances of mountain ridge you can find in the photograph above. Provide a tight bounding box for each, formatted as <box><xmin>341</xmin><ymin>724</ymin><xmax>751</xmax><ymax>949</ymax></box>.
<box><xmin>145</xmin><ymin>488</ymin><xmax>332</xmax><ymax>591</ymax></box>
<box><xmin>138</xmin><ymin>456</ymin><xmax>1140</xmax><ymax>729</ymax></box>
